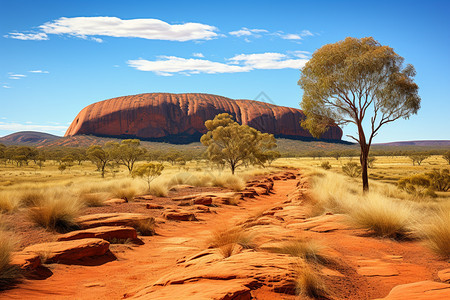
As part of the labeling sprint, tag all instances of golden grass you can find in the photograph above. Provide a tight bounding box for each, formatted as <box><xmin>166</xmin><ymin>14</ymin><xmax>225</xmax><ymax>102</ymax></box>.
<box><xmin>0</xmin><ymin>230</ymin><xmax>19</xmax><ymax>288</ymax></box>
<box><xmin>111</xmin><ymin>186</ymin><xmax>137</xmax><ymax>201</ymax></box>
<box><xmin>19</xmin><ymin>189</ymin><xmax>45</xmax><ymax>207</ymax></box>
<box><xmin>0</xmin><ymin>191</ymin><xmax>21</xmax><ymax>213</ymax></box>
<box><xmin>78</xmin><ymin>193</ymin><xmax>107</xmax><ymax>207</ymax></box>
<box><xmin>133</xmin><ymin>218</ymin><xmax>156</xmax><ymax>236</ymax></box>
<box><xmin>420</xmin><ymin>209</ymin><xmax>450</xmax><ymax>258</ymax></box>
<box><xmin>350</xmin><ymin>194</ymin><xmax>414</xmax><ymax>238</ymax></box>
<box><xmin>267</xmin><ymin>238</ymin><xmax>328</xmax><ymax>264</ymax></box>
<box><xmin>28</xmin><ymin>190</ymin><xmax>81</xmax><ymax>232</ymax></box>
<box><xmin>295</xmin><ymin>261</ymin><xmax>328</xmax><ymax>298</ymax></box>
<box><xmin>209</xmin><ymin>226</ymin><xmax>255</xmax><ymax>257</ymax></box>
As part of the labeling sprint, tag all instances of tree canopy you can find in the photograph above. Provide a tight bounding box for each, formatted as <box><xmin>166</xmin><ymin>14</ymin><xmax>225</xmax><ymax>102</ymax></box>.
<box><xmin>299</xmin><ymin>37</ymin><xmax>420</xmax><ymax>191</ymax></box>
<box><xmin>200</xmin><ymin>113</ymin><xmax>278</xmax><ymax>174</ymax></box>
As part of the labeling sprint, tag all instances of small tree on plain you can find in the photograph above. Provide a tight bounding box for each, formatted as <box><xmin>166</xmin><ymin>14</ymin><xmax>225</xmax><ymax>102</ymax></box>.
<box><xmin>109</xmin><ymin>139</ymin><xmax>147</xmax><ymax>174</ymax></box>
<box><xmin>299</xmin><ymin>37</ymin><xmax>420</xmax><ymax>192</ymax></box>
<box><xmin>409</xmin><ymin>154</ymin><xmax>430</xmax><ymax>166</ymax></box>
<box><xmin>87</xmin><ymin>145</ymin><xmax>113</xmax><ymax>178</ymax></box>
<box><xmin>200</xmin><ymin>113</ymin><xmax>277</xmax><ymax>174</ymax></box>
<box><xmin>133</xmin><ymin>163</ymin><xmax>164</xmax><ymax>191</ymax></box>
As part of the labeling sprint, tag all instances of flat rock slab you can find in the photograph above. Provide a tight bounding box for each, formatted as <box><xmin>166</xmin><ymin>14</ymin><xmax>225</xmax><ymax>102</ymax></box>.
<box><xmin>57</xmin><ymin>226</ymin><xmax>140</xmax><ymax>243</ymax></box>
<box><xmin>11</xmin><ymin>252</ymin><xmax>41</xmax><ymax>271</ymax></box>
<box><xmin>76</xmin><ymin>213</ymin><xmax>153</xmax><ymax>229</ymax></box>
<box><xmin>104</xmin><ymin>198</ymin><xmax>127</xmax><ymax>205</ymax></box>
<box><xmin>22</xmin><ymin>238</ymin><xmax>110</xmax><ymax>263</ymax></box>
<box><xmin>163</xmin><ymin>209</ymin><xmax>197</xmax><ymax>221</ymax></box>
<box><xmin>149</xmin><ymin>251</ymin><xmax>298</xmax><ymax>295</ymax></box>
<box><xmin>130</xmin><ymin>279</ymin><xmax>253</xmax><ymax>300</ymax></box>
<box><xmin>377</xmin><ymin>280</ymin><xmax>450</xmax><ymax>299</ymax></box>
<box><xmin>438</xmin><ymin>269</ymin><xmax>450</xmax><ymax>283</ymax></box>
<box><xmin>357</xmin><ymin>259</ymin><xmax>399</xmax><ymax>277</ymax></box>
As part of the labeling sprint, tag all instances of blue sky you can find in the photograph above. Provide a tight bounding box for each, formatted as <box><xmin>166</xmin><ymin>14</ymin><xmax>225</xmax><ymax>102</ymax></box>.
<box><xmin>0</xmin><ymin>0</ymin><xmax>449</xmax><ymax>143</ymax></box>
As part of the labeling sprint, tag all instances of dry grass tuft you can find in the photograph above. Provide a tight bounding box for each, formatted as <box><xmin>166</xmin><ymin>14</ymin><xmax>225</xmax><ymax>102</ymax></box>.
<box><xmin>420</xmin><ymin>209</ymin><xmax>450</xmax><ymax>259</ymax></box>
<box><xmin>28</xmin><ymin>190</ymin><xmax>81</xmax><ymax>232</ymax></box>
<box><xmin>111</xmin><ymin>186</ymin><xmax>137</xmax><ymax>202</ymax></box>
<box><xmin>0</xmin><ymin>191</ymin><xmax>21</xmax><ymax>213</ymax></box>
<box><xmin>211</xmin><ymin>174</ymin><xmax>245</xmax><ymax>191</ymax></box>
<box><xmin>295</xmin><ymin>261</ymin><xmax>328</xmax><ymax>298</ymax></box>
<box><xmin>268</xmin><ymin>238</ymin><xmax>328</xmax><ymax>264</ymax></box>
<box><xmin>133</xmin><ymin>218</ymin><xmax>156</xmax><ymax>236</ymax></box>
<box><xmin>223</xmin><ymin>195</ymin><xmax>240</xmax><ymax>206</ymax></box>
<box><xmin>209</xmin><ymin>226</ymin><xmax>254</xmax><ymax>257</ymax></box>
<box><xmin>149</xmin><ymin>178</ymin><xmax>169</xmax><ymax>197</ymax></box>
<box><xmin>350</xmin><ymin>194</ymin><xmax>414</xmax><ymax>238</ymax></box>
<box><xmin>19</xmin><ymin>189</ymin><xmax>45</xmax><ymax>207</ymax></box>
<box><xmin>0</xmin><ymin>230</ymin><xmax>20</xmax><ymax>289</ymax></box>
<box><xmin>79</xmin><ymin>193</ymin><xmax>106</xmax><ymax>207</ymax></box>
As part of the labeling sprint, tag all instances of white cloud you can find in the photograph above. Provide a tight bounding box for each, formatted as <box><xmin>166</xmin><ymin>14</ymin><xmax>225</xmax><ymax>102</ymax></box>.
<box><xmin>128</xmin><ymin>56</ymin><xmax>250</xmax><ymax>76</ymax></box>
<box><xmin>229</xmin><ymin>52</ymin><xmax>308</xmax><ymax>69</ymax></box>
<box><xmin>280</xmin><ymin>33</ymin><xmax>302</xmax><ymax>40</ymax></box>
<box><xmin>91</xmin><ymin>37</ymin><xmax>103</xmax><ymax>43</ymax></box>
<box><xmin>128</xmin><ymin>52</ymin><xmax>309</xmax><ymax>75</ymax></box>
<box><xmin>229</xmin><ymin>27</ymin><xmax>268</xmax><ymax>37</ymax></box>
<box><xmin>192</xmin><ymin>52</ymin><xmax>204</xmax><ymax>58</ymax></box>
<box><xmin>2</xmin><ymin>85</ymin><xmax>11</xmax><ymax>88</ymax></box>
<box><xmin>0</xmin><ymin>122</ymin><xmax>67</xmax><ymax>133</ymax></box>
<box><xmin>300</xmin><ymin>30</ymin><xmax>313</xmax><ymax>37</ymax></box>
<box><xmin>9</xmin><ymin>74</ymin><xmax>26</xmax><ymax>80</ymax></box>
<box><xmin>29</xmin><ymin>70</ymin><xmax>49</xmax><ymax>73</ymax></box>
<box><xmin>11</xmin><ymin>16</ymin><xmax>218</xmax><ymax>42</ymax></box>
<box><xmin>4</xmin><ymin>32</ymin><xmax>48</xmax><ymax>40</ymax></box>
<box><xmin>230</xmin><ymin>27</ymin><xmax>313</xmax><ymax>42</ymax></box>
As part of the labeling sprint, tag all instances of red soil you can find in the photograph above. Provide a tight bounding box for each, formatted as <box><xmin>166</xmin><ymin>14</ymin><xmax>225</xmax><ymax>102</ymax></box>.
<box><xmin>2</xmin><ymin>172</ymin><xmax>449</xmax><ymax>299</ymax></box>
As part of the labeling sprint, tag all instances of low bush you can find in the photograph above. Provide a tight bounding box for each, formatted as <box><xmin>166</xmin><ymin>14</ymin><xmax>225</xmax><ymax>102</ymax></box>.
<box><xmin>28</xmin><ymin>190</ymin><xmax>81</xmax><ymax>232</ymax></box>
<box><xmin>209</xmin><ymin>226</ymin><xmax>254</xmax><ymax>257</ymax></box>
<box><xmin>350</xmin><ymin>194</ymin><xmax>414</xmax><ymax>238</ymax></box>
<box><xmin>421</xmin><ymin>209</ymin><xmax>450</xmax><ymax>259</ymax></box>
<box><xmin>342</xmin><ymin>162</ymin><xmax>361</xmax><ymax>177</ymax></box>
<box><xmin>295</xmin><ymin>261</ymin><xmax>328</xmax><ymax>298</ymax></box>
<box><xmin>0</xmin><ymin>192</ymin><xmax>21</xmax><ymax>213</ymax></box>
<box><xmin>0</xmin><ymin>230</ymin><xmax>19</xmax><ymax>289</ymax></box>
<box><xmin>267</xmin><ymin>238</ymin><xmax>328</xmax><ymax>264</ymax></box>
<box><xmin>320</xmin><ymin>161</ymin><xmax>331</xmax><ymax>170</ymax></box>
<box><xmin>133</xmin><ymin>218</ymin><xmax>156</xmax><ymax>236</ymax></box>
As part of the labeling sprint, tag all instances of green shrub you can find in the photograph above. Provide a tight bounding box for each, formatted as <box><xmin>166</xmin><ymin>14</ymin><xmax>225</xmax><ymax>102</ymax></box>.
<box><xmin>342</xmin><ymin>162</ymin><xmax>361</xmax><ymax>177</ymax></box>
<box><xmin>320</xmin><ymin>161</ymin><xmax>331</xmax><ymax>170</ymax></box>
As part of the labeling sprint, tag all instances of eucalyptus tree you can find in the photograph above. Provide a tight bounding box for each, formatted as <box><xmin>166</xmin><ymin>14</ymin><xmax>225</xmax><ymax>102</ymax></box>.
<box><xmin>299</xmin><ymin>37</ymin><xmax>420</xmax><ymax>191</ymax></box>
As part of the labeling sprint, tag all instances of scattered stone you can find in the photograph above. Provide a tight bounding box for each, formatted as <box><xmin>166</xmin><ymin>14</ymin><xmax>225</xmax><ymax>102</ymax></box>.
<box><xmin>146</xmin><ymin>203</ymin><xmax>164</xmax><ymax>209</ymax></box>
<box><xmin>193</xmin><ymin>197</ymin><xmax>212</xmax><ymax>206</ymax></box>
<box><xmin>76</xmin><ymin>213</ymin><xmax>153</xmax><ymax>229</ymax></box>
<box><xmin>134</xmin><ymin>195</ymin><xmax>153</xmax><ymax>201</ymax></box>
<box><xmin>438</xmin><ymin>269</ymin><xmax>450</xmax><ymax>283</ymax></box>
<box><xmin>22</xmin><ymin>238</ymin><xmax>110</xmax><ymax>263</ymax></box>
<box><xmin>57</xmin><ymin>226</ymin><xmax>141</xmax><ymax>244</ymax></box>
<box><xmin>104</xmin><ymin>198</ymin><xmax>127</xmax><ymax>205</ymax></box>
<box><xmin>163</xmin><ymin>209</ymin><xmax>197</xmax><ymax>221</ymax></box>
<box><xmin>378</xmin><ymin>280</ymin><xmax>450</xmax><ymax>299</ymax></box>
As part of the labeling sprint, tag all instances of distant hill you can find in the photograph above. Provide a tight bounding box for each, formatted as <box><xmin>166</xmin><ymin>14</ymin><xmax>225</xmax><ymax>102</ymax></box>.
<box><xmin>1</xmin><ymin>132</ymin><xmax>448</xmax><ymax>155</ymax></box>
<box><xmin>373</xmin><ymin>140</ymin><xmax>450</xmax><ymax>147</ymax></box>
<box><xmin>0</xmin><ymin>131</ymin><xmax>61</xmax><ymax>146</ymax></box>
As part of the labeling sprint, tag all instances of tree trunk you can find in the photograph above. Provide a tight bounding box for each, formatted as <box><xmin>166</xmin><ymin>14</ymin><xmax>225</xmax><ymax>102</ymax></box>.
<box><xmin>360</xmin><ymin>143</ymin><xmax>369</xmax><ymax>192</ymax></box>
<box><xmin>231</xmin><ymin>163</ymin><xmax>235</xmax><ymax>175</ymax></box>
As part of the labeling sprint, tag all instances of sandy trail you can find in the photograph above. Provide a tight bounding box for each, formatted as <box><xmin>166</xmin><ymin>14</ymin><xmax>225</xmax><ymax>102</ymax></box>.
<box><xmin>3</xmin><ymin>179</ymin><xmax>296</xmax><ymax>300</ymax></box>
<box><xmin>3</xmin><ymin>175</ymin><xmax>449</xmax><ymax>300</ymax></box>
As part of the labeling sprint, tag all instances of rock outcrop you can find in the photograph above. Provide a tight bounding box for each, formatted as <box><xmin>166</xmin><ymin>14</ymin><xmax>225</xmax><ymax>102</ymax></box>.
<box><xmin>65</xmin><ymin>93</ymin><xmax>343</xmax><ymax>143</ymax></box>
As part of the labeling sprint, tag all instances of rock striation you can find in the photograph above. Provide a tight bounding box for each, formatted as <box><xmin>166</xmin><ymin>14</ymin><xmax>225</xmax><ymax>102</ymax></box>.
<box><xmin>65</xmin><ymin>93</ymin><xmax>343</xmax><ymax>143</ymax></box>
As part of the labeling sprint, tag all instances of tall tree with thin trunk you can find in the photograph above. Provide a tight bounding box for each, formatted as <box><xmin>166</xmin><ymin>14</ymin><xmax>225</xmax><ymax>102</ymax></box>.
<box><xmin>299</xmin><ymin>37</ymin><xmax>420</xmax><ymax>192</ymax></box>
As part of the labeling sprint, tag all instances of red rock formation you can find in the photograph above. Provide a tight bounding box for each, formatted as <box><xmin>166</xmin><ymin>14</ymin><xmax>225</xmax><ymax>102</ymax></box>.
<box><xmin>65</xmin><ymin>93</ymin><xmax>342</xmax><ymax>143</ymax></box>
